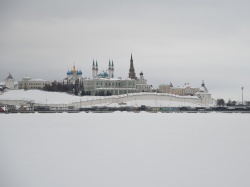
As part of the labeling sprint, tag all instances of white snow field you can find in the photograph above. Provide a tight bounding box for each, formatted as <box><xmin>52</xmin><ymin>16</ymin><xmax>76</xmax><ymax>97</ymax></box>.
<box><xmin>0</xmin><ymin>90</ymin><xmax>207</xmax><ymax>107</ymax></box>
<box><xmin>0</xmin><ymin>89</ymin><xmax>85</xmax><ymax>104</ymax></box>
<box><xmin>1</xmin><ymin>113</ymin><xmax>250</xmax><ymax>187</ymax></box>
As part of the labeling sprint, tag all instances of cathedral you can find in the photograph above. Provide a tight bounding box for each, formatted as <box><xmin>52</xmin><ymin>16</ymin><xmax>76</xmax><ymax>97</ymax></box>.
<box><xmin>63</xmin><ymin>66</ymin><xmax>83</xmax><ymax>85</ymax></box>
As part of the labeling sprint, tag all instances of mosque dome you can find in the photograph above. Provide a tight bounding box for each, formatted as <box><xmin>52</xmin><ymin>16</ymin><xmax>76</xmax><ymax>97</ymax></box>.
<box><xmin>67</xmin><ymin>70</ymin><xmax>70</xmax><ymax>75</ymax></box>
<box><xmin>98</xmin><ymin>71</ymin><xmax>109</xmax><ymax>78</ymax></box>
<box><xmin>69</xmin><ymin>70</ymin><xmax>73</xmax><ymax>75</ymax></box>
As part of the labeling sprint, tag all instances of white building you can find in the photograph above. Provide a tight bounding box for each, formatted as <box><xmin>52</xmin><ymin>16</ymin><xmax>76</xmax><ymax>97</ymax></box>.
<box><xmin>195</xmin><ymin>81</ymin><xmax>213</xmax><ymax>106</ymax></box>
<box><xmin>136</xmin><ymin>72</ymin><xmax>152</xmax><ymax>92</ymax></box>
<box><xmin>83</xmin><ymin>60</ymin><xmax>138</xmax><ymax>95</ymax></box>
<box><xmin>159</xmin><ymin>82</ymin><xmax>199</xmax><ymax>96</ymax></box>
<box><xmin>18</xmin><ymin>76</ymin><xmax>51</xmax><ymax>90</ymax></box>
<box><xmin>4</xmin><ymin>73</ymin><xmax>18</xmax><ymax>90</ymax></box>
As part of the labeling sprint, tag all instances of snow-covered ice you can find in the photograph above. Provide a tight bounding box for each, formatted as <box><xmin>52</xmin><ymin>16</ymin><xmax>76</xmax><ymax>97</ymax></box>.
<box><xmin>1</xmin><ymin>113</ymin><xmax>250</xmax><ymax>187</ymax></box>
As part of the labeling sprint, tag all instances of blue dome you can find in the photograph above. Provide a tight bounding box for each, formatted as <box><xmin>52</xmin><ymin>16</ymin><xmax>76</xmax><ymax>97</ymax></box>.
<box><xmin>69</xmin><ymin>70</ymin><xmax>73</xmax><ymax>75</ymax></box>
<box><xmin>77</xmin><ymin>70</ymin><xmax>82</xmax><ymax>75</ymax></box>
<box><xmin>67</xmin><ymin>70</ymin><xmax>70</xmax><ymax>75</ymax></box>
<box><xmin>98</xmin><ymin>71</ymin><xmax>109</xmax><ymax>78</ymax></box>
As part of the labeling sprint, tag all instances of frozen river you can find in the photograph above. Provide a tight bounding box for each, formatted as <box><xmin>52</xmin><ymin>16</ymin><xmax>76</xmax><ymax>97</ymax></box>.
<box><xmin>1</xmin><ymin>113</ymin><xmax>250</xmax><ymax>187</ymax></box>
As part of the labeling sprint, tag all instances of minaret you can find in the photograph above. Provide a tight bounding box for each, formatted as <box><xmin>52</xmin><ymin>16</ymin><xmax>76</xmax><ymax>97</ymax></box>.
<box><xmin>129</xmin><ymin>54</ymin><xmax>136</xmax><ymax>79</ymax></box>
<box><xmin>108</xmin><ymin>60</ymin><xmax>112</xmax><ymax>78</ymax></box>
<box><xmin>111</xmin><ymin>60</ymin><xmax>114</xmax><ymax>78</ymax></box>
<box><xmin>92</xmin><ymin>60</ymin><xmax>96</xmax><ymax>78</ymax></box>
<box><xmin>95</xmin><ymin>61</ymin><xmax>98</xmax><ymax>77</ymax></box>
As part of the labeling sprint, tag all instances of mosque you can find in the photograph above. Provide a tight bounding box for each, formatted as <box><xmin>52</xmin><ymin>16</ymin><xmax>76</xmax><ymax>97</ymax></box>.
<box><xmin>64</xmin><ymin>54</ymin><xmax>152</xmax><ymax>95</ymax></box>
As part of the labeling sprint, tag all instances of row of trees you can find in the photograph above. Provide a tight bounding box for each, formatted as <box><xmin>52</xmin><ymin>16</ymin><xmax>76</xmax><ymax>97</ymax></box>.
<box><xmin>44</xmin><ymin>80</ymin><xmax>90</xmax><ymax>96</ymax></box>
<box><xmin>43</xmin><ymin>80</ymin><xmax>114</xmax><ymax>96</ymax></box>
<box><xmin>217</xmin><ymin>99</ymin><xmax>250</xmax><ymax>106</ymax></box>
<box><xmin>95</xmin><ymin>91</ymin><xmax>113</xmax><ymax>96</ymax></box>
<box><xmin>44</xmin><ymin>81</ymin><xmax>74</xmax><ymax>92</ymax></box>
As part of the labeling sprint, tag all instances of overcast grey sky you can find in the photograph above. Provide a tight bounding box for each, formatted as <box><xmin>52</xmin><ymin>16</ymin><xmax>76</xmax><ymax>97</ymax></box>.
<box><xmin>0</xmin><ymin>0</ymin><xmax>249</xmax><ymax>100</ymax></box>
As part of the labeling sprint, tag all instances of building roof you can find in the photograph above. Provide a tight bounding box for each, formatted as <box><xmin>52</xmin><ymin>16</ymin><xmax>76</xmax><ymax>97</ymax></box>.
<box><xmin>6</xmin><ymin>73</ymin><xmax>13</xmax><ymax>80</ymax></box>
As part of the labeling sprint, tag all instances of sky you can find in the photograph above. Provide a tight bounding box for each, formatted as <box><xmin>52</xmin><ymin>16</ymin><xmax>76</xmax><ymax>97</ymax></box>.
<box><xmin>0</xmin><ymin>0</ymin><xmax>249</xmax><ymax>101</ymax></box>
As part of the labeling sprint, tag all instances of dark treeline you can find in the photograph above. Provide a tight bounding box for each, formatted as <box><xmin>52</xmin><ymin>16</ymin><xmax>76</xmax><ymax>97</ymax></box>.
<box><xmin>44</xmin><ymin>80</ymin><xmax>91</xmax><ymax>96</ymax></box>
<box><xmin>217</xmin><ymin>99</ymin><xmax>250</xmax><ymax>106</ymax></box>
<box><xmin>95</xmin><ymin>91</ymin><xmax>112</xmax><ymax>96</ymax></box>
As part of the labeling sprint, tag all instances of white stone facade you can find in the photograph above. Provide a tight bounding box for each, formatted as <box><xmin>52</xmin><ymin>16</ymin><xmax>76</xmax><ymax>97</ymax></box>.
<box><xmin>83</xmin><ymin>78</ymin><xmax>138</xmax><ymax>95</ymax></box>
<box><xmin>136</xmin><ymin>72</ymin><xmax>152</xmax><ymax>92</ymax></box>
<box><xmin>159</xmin><ymin>83</ymin><xmax>199</xmax><ymax>96</ymax></box>
<box><xmin>5</xmin><ymin>73</ymin><xmax>18</xmax><ymax>90</ymax></box>
<box><xmin>18</xmin><ymin>76</ymin><xmax>51</xmax><ymax>90</ymax></box>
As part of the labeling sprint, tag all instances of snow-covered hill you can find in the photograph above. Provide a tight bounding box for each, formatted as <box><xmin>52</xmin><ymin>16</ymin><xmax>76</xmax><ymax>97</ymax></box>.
<box><xmin>0</xmin><ymin>90</ymin><xmax>207</xmax><ymax>107</ymax></box>
<box><xmin>0</xmin><ymin>90</ymin><xmax>91</xmax><ymax>104</ymax></box>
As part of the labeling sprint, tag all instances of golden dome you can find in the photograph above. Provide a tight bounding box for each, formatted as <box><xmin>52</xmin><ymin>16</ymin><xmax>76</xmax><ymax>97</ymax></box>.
<box><xmin>72</xmin><ymin>66</ymin><xmax>77</xmax><ymax>73</ymax></box>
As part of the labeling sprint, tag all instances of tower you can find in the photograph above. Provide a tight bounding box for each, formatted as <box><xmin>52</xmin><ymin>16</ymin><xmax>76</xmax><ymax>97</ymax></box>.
<box><xmin>95</xmin><ymin>61</ymin><xmax>98</xmax><ymax>77</ymax></box>
<box><xmin>108</xmin><ymin>60</ymin><xmax>112</xmax><ymax>78</ymax></box>
<box><xmin>111</xmin><ymin>60</ymin><xmax>114</xmax><ymax>78</ymax></box>
<box><xmin>92</xmin><ymin>60</ymin><xmax>96</xmax><ymax>78</ymax></box>
<box><xmin>129</xmin><ymin>54</ymin><xmax>136</xmax><ymax>79</ymax></box>
<box><xmin>139</xmin><ymin>72</ymin><xmax>144</xmax><ymax>84</ymax></box>
<box><xmin>5</xmin><ymin>73</ymin><xmax>15</xmax><ymax>89</ymax></box>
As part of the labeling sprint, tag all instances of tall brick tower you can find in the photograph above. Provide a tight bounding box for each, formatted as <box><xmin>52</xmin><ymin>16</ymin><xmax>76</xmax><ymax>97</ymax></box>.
<box><xmin>129</xmin><ymin>54</ymin><xmax>137</xmax><ymax>79</ymax></box>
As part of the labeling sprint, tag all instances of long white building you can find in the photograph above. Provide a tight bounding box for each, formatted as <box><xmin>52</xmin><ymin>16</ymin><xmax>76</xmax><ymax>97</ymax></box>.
<box><xmin>83</xmin><ymin>60</ymin><xmax>138</xmax><ymax>95</ymax></box>
<box><xmin>18</xmin><ymin>76</ymin><xmax>51</xmax><ymax>90</ymax></box>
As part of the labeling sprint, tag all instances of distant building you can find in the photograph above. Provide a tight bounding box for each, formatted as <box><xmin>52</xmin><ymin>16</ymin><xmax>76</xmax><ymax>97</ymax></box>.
<box><xmin>83</xmin><ymin>60</ymin><xmax>137</xmax><ymax>95</ymax></box>
<box><xmin>136</xmin><ymin>72</ymin><xmax>152</xmax><ymax>92</ymax></box>
<box><xmin>4</xmin><ymin>73</ymin><xmax>18</xmax><ymax>90</ymax></box>
<box><xmin>128</xmin><ymin>54</ymin><xmax>152</xmax><ymax>92</ymax></box>
<box><xmin>159</xmin><ymin>82</ymin><xmax>199</xmax><ymax>96</ymax></box>
<box><xmin>195</xmin><ymin>81</ymin><xmax>212</xmax><ymax>106</ymax></box>
<box><xmin>18</xmin><ymin>76</ymin><xmax>51</xmax><ymax>90</ymax></box>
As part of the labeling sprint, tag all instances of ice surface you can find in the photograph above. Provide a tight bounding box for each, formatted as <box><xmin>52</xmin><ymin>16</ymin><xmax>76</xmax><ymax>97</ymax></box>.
<box><xmin>1</xmin><ymin>113</ymin><xmax>250</xmax><ymax>187</ymax></box>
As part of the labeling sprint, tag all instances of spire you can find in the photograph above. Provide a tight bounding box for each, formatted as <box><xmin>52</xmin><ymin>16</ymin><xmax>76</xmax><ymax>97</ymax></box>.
<box><xmin>92</xmin><ymin>60</ymin><xmax>95</xmax><ymax>66</ymax></box>
<box><xmin>112</xmin><ymin>60</ymin><xmax>114</xmax><ymax>66</ymax></box>
<box><xmin>109</xmin><ymin>60</ymin><xmax>111</xmax><ymax>66</ymax></box>
<box><xmin>129</xmin><ymin>54</ymin><xmax>136</xmax><ymax>79</ymax></box>
<box><xmin>96</xmin><ymin>61</ymin><xmax>98</xmax><ymax>67</ymax></box>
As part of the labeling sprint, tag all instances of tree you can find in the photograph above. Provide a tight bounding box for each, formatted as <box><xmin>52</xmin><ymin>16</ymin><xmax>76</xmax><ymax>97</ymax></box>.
<box><xmin>226</xmin><ymin>100</ymin><xmax>236</xmax><ymax>106</ymax></box>
<box><xmin>74</xmin><ymin>89</ymin><xmax>78</xmax><ymax>96</ymax></box>
<box><xmin>226</xmin><ymin>99</ymin><xmax>232</xmax><ymax>106</ymax></box>
<box><xmin>245</xmin><ymin>101</ymin><xmax>250</xmax><ymax>106</ymax></box>
<box><xmin>80</xmin><ymin>90</ymin><xmax>85</xmax><ymax>96</ymax></box>
<box><xmin>231</xmin><ymin>101</ymin><xmax>237</xmax><ymax>106</ymax></box>
<box><xmin>217</xmin><ymin>99</ymin><xmax>225</xmax><ymax>106</ymax></box>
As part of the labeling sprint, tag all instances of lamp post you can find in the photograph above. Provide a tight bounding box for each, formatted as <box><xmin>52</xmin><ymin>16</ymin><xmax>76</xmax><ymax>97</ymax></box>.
<box><xmin>242</xmin><ymin>87</ymin><xmax>244</xmax><ymax>105</ymax></box>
